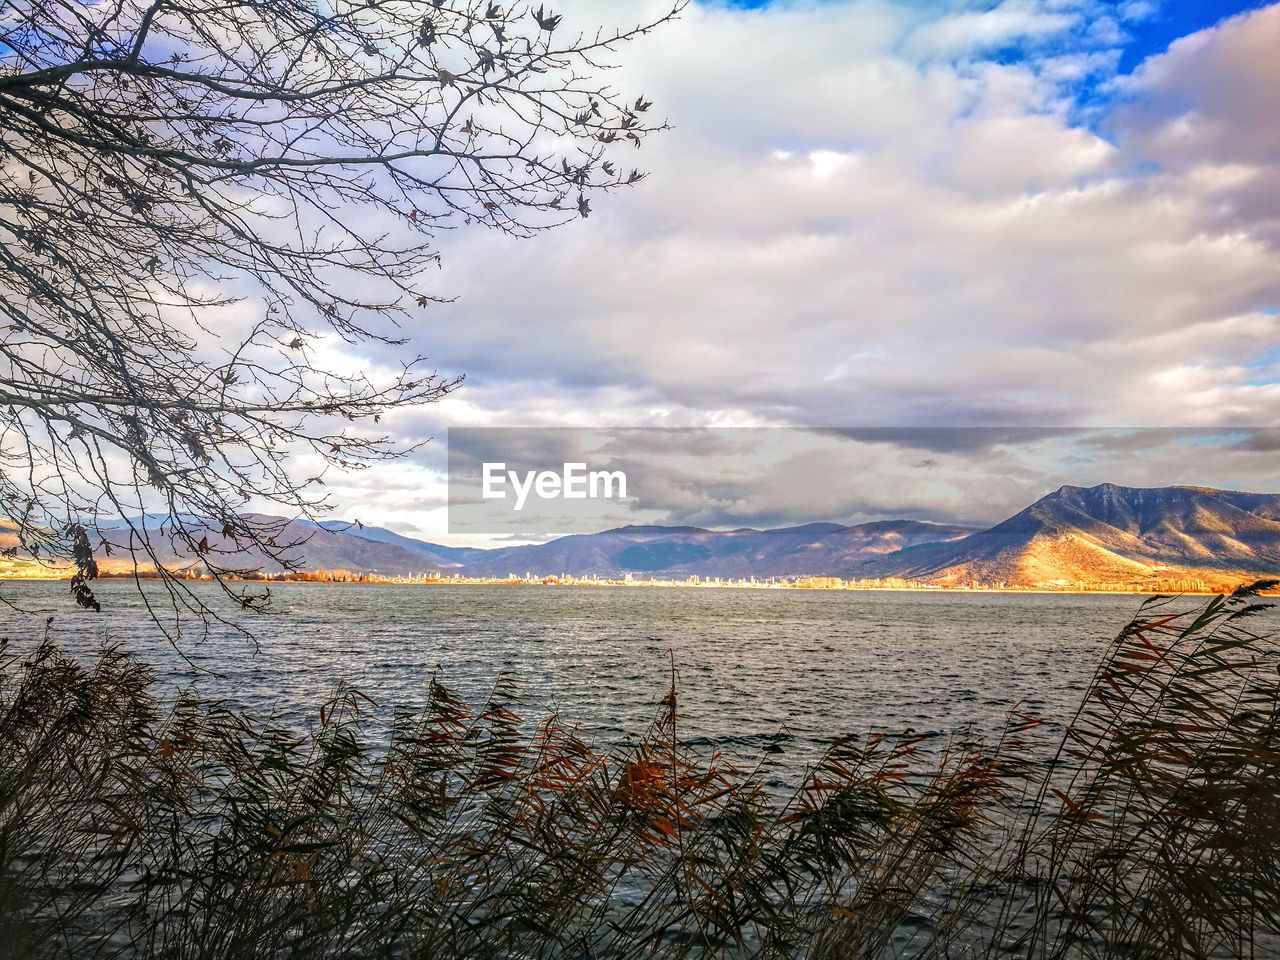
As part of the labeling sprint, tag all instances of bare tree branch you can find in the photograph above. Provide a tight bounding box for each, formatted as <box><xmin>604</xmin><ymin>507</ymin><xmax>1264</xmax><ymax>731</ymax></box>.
<box><xmin>0</xmin><ymin>0</ymin><xmax>681</xmax><ymax>633</ymax></box>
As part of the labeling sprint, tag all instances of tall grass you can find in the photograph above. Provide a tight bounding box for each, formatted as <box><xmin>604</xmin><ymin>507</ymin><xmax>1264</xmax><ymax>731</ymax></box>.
<box><xmin>1</xmin><ymin>583</ymin><xmax>1277</xmax><ymax>959</ymax></box>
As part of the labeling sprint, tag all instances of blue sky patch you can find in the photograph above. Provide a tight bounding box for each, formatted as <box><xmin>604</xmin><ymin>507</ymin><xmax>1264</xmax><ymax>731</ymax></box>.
<box><xmin>712</xmin><ymin>0</ymin><xmax>1271</xmax><ymax>77</ymax></box>
<box><xmin>1118</xmin><ymin>0</ymin><xmax>1270</xmax><ymax>70</ymax></box>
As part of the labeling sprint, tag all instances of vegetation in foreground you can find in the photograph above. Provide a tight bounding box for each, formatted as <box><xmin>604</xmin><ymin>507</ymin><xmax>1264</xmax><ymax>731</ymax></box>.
<box><xmin>1</xmin><ymin>584</ymin><xmax>1278</xmax><ymax>959</ymax></box>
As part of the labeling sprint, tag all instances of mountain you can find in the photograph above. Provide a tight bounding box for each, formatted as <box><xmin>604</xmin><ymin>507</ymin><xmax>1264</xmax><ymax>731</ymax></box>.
<box><xmin>459</xmin><ymin>520</ymin><xmax>975</xmax><ymax>579</ymax></box>
<box><xmin>97</xmin><ymin>516</ymin><xmax>460</xmax><ymax>575</ymax></box>
<box><xmin>306</xmin><ymin>521</ymin><xmax>489</xmax><ymax>568</ymax></box>
<box><xmin>870</xmin><ymin>484</ymin><xmax>1280</xmax><ymax>587</ymax></box>
<box><xmin>77</xmin><ymin>484</ymin><xmax>1280</xmax><ymax>587</ymax></box>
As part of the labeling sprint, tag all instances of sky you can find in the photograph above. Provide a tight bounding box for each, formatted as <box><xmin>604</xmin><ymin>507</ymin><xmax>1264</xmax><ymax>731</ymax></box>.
<box><xmin>308</xmin><ymin>0</ymin><xmax>1280</xmax><ymax>543</ymax></box>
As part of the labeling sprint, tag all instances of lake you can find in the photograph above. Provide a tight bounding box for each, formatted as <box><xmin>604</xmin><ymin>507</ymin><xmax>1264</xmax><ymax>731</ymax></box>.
<box><xmin>6</xmin><ymin>579</ymin><xmax>1278</xmax><ymax>957</ymax></box>
<box><xmin>0</xmin><ymin>581</ymin><xmax>1177</xmax><ymax>777</ymax></box>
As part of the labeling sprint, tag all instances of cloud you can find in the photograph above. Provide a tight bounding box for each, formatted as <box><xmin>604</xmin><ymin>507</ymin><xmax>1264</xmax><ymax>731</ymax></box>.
<box><xmin>905</xmin><ymin>1</ymin><xmax>1080</xmax><ymax>57</ymax></box>
<box><xmin>1111</xmin><ymin>4</ymin><xmax>1280</xmax><ymax>167</ymax></box>
<box><xmin>426</xmin><ymin>426</ymin><xmax>1280</xmax><ymax>536</ymax></box>
<box><xmin>303</xmin><ymin>1</ymin><xmax>1280</xmax><ymax>537</ymax></box>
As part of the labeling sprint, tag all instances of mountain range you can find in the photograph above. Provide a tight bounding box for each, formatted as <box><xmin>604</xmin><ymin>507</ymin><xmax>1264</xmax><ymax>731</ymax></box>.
<box><xmin>85</xmin><ymin>483</ymin><xmax>1280</xmax><ymax>589</ymax></box>
<box><xmin>457</xmin><ymin>520</ymin><xmax>976</xmax><ymax>579</ymax></box>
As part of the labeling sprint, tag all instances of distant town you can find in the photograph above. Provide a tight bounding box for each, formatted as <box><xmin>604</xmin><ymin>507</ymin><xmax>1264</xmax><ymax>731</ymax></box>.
<box><xmin>0</xmin><ymin>558</ymin><xmax>1258</xmax><ymax>595</ymax></box>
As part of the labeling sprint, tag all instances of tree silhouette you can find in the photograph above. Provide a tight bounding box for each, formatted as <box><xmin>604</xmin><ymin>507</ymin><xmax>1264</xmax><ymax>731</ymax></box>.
<box><xmin>0</xmin><ymin>0</ymin><xmax>677</xmax><ymax>630</ymax></box>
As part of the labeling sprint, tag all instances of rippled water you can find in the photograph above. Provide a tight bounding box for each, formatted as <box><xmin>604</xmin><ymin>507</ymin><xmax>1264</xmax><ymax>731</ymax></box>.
<box><xmin>6</xmin><ymin>580</ymin><xmax>1277</xmax><ymax>956</ymax></box>
<box><xmin>0</xmin><ymin>580</ymin><xmax>1161</xmax><ymax>773</ymax></box>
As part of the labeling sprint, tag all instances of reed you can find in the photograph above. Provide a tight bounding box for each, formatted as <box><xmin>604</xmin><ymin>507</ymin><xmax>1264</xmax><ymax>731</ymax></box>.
<box><xmin>1</xmin><ymin>582</ymin><xmax>1276</xmax><ymax>959</ymax></box>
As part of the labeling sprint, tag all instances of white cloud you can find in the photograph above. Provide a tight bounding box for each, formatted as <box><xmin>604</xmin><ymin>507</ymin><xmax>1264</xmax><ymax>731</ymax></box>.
<box><xmin>905</xmin><ymin>0</ymin><xmax>1079</xmax><ymax>57</ymax></box>
<box><xmin>312</xmin><ymin>1</ymin><xmax>1280</xmax><ymax>535</ymax></box>
<box><xmin>1112</xmin><ymin>4</ymin><xmax>1280</xmax><ymax>166</ymax></box>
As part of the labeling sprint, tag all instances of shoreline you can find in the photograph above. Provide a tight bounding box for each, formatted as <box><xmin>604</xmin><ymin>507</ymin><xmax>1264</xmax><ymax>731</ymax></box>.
<box><xmin>0</xmin><ymin>574</ymin><xmax>1266</xmax><ymax>597</ymax></box>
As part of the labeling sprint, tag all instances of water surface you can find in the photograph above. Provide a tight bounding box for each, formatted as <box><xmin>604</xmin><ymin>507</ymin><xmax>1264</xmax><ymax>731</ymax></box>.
<box><xmin>0</xmin><ymin>581</ymin><xmax>1166</xmax><ymax>773</ymax></box>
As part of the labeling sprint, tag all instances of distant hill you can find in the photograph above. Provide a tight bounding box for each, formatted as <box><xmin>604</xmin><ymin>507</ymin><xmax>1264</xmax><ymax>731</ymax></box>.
<box><xmin>306</xmin><ymin>521</ymin><xmax>489</xmax><ymax>568</ymax></box>
<box><xmin>869</xmin><ymin>484</ymin><xmax>1280</xmax><ymax>587</ymax></box>
<box><xmin>96</xmin><ymin>516</ymin><xmax>460</xmax><ymax>575</ymax></box>
<box><xmin>459</xmin><ymin>520</ymin><xmax>976</xmax><ymax>579</ymax></box>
